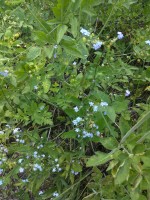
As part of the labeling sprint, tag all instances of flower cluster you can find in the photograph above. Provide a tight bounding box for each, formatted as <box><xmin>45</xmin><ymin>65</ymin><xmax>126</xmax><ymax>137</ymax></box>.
<box><xmin>0</xmin><ymin>70</ymin><xmax>9</xmax><ymax>77</ymax></box>
<box><xmin>82</xmin><ymin>130</ymin><xmax>93</xmax><ymax>138</ymax></box>
<box><xmin>33</xmin><ymin>163</ymin><xmax>42</xmax><ymax>171</ymax></box>
<box><xmin>52</xmin><ymin>159</ymin><xmax>62</xmax><ymax>172</ymax></box>
<box><xmin>93</xmin><ymin>41</ymin><xmax>102</xmax><ymax>50</ymax></box>
<box><xmin>72</xmin><ymin>117</ymin><xmax>83</xmax><ymax>126</ymax></box>
<box><xmin>71</xmin><ymin>170</ymin><xmax>79</xmax><ymax>175</ymax></box>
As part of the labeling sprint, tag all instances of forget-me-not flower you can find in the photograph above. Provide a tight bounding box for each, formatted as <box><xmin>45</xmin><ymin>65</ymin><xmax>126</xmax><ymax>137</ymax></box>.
<box><xmin>80</xmin><ymin>28</ymin><xmax>90</xmax><ymax>36</ymax></box>
<box><xmin>125</xmin><ymin>89</ymin><xmax>130</xmax><ymax>97</ymax></box>
<box><xmin>145</xmin><ymin>40</ymin><xmax>150</xmax><ymax>45</ymax></box>
<box><xmin>93</xmin><ymin>41</ymin><xmax>102</xmax><ymax>50</ymax></box>
<box><xmin>117</xmin><ymin>32</ymin><xmax>124</xmax><ymax>39</ymax></box>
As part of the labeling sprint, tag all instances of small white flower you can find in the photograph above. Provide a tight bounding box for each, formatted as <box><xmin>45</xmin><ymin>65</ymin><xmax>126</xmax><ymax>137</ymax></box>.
<box><xmin>73</xmin><ymin>61</ymin><xmax>77</xmax><ymax>65</ymax></box>
<box><xmin>89</xmin><ymin>102</ymin><xmax>94</xmax><ymax>107</ymax></box>
<box><xmin>100</xmin><ymin>102</ymin><xmax>108</xmax><ymax>107</ymax></box>
<box><xmin>0</xmin><ymin>169</ymin><xmax>3</xmax><ymax>174</ymax></box>
<box><xmin>55</xmin><ymin>158</ymin><xmax>58</xmax><ymax>162</ymax></box>
<box><xmin>18</xmin><ymin>159</ymin><xmax>23</xmax><ymax>164</ymax></box>
<box><xmin>53</xmin><ymin>192</ymin><xmax>59</xmax><ymax>197</ymax></box>
<box><xmin>93</xmin><ymin>41</ymin><xmax>102</xmax><ymax>50</ymax></box>
<box><xmin>22</xmin><ymin>179</ymin><xmax>28</xmax><ymax>183</ymax></box>
<box><xmin>6</xmin><ymin>124</ymin><xmax>11</xmax><ymax>128</ymax></box>
<box><xmin>58</xmin><ymin>168</ymin><xmax>62</xmax><ymax>172</ymax></box>
<box><xmin>13</xmin><ymin>128</ymin><xmax>21</xmax><ymax>134</ymax></box>
<box><xmin>0</xmin><ymin>179</ymin><xmax>3</xmax><ymax>185</ymax></box>
<box><xmin>39</xmin><ymin>106</ymin><xmax>45</xmax><ymax>110</ymax></box>
<box><xmin>93</xmin><ymin>105</ymin><xmax>98</xmax><ymax>112</ymax></box>
<box><xmin>76</xmin><ymin>117</ymin><xmax>82</xmax><ymax>123</ymax></box>
<box><xmin>74</xmin><ymin>106</ymin><xmax>79</xmax><ymax>112</ymax></box>
<box><xmin>0</xmin><ymin>161</ymin><xmax>3</xmax><ymax>165</ymax></box>
<box><xmin>19</xmin><ymin>167</ymin><xmax>24</xmax><ymax>173</ymax></box>
<box><xmin>145</xmin><ymin>40</ymin><xmax>150</xmax><ymax>45</ymax></box>
<box><xmin>0</xmin><ymin>131</ymin><xmax>4</xmax><ymax>135</ymax></box>
<box><xmin>19</xmin><ymin>139</ymin><xmax>25</xmax><ymax>144</ymax></box>
<box><xmin>34</xmin><ymin>85</ymin><xmax>38</xmax><ymax>90</ymax></box>
<box><xmin>52</xmin><ymin>168</ymin><xmax>56</xmax><ymax>172</ymax></box>
<box><xmin>39</xmin><ymin>191</ymin><xmax>44</xmax><ymax>195</ymax></box>
<box><xmin>80</xmin><ymin>28</ymin><xmax>90</xmax><ymax>36</ymax></box>
<box><xmin>96</xmin><ymin>131</ymin><xmax>100</xmax><ymax>136</ymax></box>
<box><xmin>125</xmin><ymin>89</ymin><xmax>130</xmax><ymax>97</ymax></box>
<box><xmin>54</xmin><ymin>45</ymin><xmax>58</xmax><ymax>49</ymax></box>
<box><xmin>75</xmin><ymin>128</ymin><xmax>80</xmax><ymax>132</ymax></box>
<box><xmin>117</xmin><ymin>31</ymin><xmax>124</xmax><ymax>39</ymax></box>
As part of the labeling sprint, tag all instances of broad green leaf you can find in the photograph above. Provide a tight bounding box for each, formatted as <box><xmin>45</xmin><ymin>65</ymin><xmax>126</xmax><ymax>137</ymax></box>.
<box><xmin>86</xmin><ymin>152</ymin><xmax>111</xmax><ymax>167</ymax></box>
<box><xmin>61</xmin><ymin>130</ymin><xmax>77</xmax><ymax>139</ymax></box>
<box><xmin>42</xmin><ymin>79</ymin><xmax>51</xmax><ymax>93</ymax></box>
<box><xmin>26</xmin><ymin>47</ymin><xmax>41</xmax><ymax>61</ymax></box>
<box><xmin>106</xmin><ymin>107</ymin><xmax>116</xmax><ymax>122</ymax></box>
<box><xmin>57</xmin><ymin>24</ymin><xmax>68</xmax><ymax>44</ymax></box>
<box><xmin>115</xmin><ymin>159</ymin><xmax>131</xmax><ymax>185</ymax></box>
<box><xmin>44</xmin><ymin>46</ymin><xmax>54</xmax><ymax>59</ymax></box>
<box><xmin>70</xmin><ymin>17</ymin><xmax>78</xmax><ymax>38</ymax></box>
<box><xmin>100</xmin><ymin>137</ymin><xmax>118</xmax><ymax>150</ymax></box>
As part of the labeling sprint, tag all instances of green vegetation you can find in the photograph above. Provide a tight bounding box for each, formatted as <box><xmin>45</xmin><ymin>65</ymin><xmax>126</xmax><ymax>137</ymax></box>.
<box><xmin>0</xmin><ymin>0</ymin><xmax>150</xmax><ymax>199</ymax></box>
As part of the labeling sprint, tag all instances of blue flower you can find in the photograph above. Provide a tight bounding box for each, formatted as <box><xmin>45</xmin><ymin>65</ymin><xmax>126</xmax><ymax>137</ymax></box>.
<box><xmin>19</xmin><ymin>167</ymin><xmax>24</xmax><ymax>173</ymax></box>
<box><xmin>39</xmin><ymin>191</ymin><xmax>44</xmax><ymax>195</ymax></box>
<box><xmin>145</xmin><ymin>40</ymin><xmax>150</xmax><ymax>45</ymax></box>
<box><xmin>80</xmin><ymin>28</ymin><xmax>90</xmax><ymax>36</ymax></box>
<box><xmin>0</xmin><ymin>179</ymin><xmax>3</xmax><ymax>185</ymax></box>
<box><xmin>125</xmin><ymin>89</ymin><xmax>130</xmax><ymax>97</ymax></box>
<box><xmin>89</xmin><ymin>102</ymin><xmax>94</xmax><ymax>107</ymax></box>
<box><xmin>100</xmin><ymin>102</ymin><xmax>108</xmax><ymax>107</ymax></box>
<box><xmin>117</xmin><ymin>32</ymin><xmax>124</xmax><ymax>39</ymax></box>
<box><xmin>53</xmin><ymin>192</ymin><xmax>59</xmax><ymax>197</ymax></box>
<box><xmin>34</xmin><ymin>85</ymin><xmax>38</xmax><ymax>90</ymax></box>
<box><xmin>74</xmin><ymin>106</ymin><xmax>79</xmax><ymax>112</ymax></box>
<box><xmin>93</xmin><ymin>41</ymin><xmax>102</xmax><ymax>50</ymax></box>
<box><xmin>0</xmin><ymin>70</ymin><xmax>8</xmax><ymax>77</ymax></box>
<box><xmin>93</xmin><ymin>105</ymin><xmax>98</xmax><ymax>112</ymax></box>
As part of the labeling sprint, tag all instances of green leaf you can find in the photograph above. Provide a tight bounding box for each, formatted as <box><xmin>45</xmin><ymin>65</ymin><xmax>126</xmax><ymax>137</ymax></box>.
<box><xmin>57</xmin><ymin>24</ymin><xmax>68</xmax><ymax>44</ymax></box>
<box><xmin>70</xmin><ymin>17</ymin><xmax>78</xmax><ymax>38</ymax></box>
<box><xmin>42</xmin><ymin>79</ymin><xmax>51</xmax><ymax>93</ymax></box>
<box><xmin>106</xmin><ymin>107</ymin><xmax>116</xmax><ymax>122</ymax></box>
<box><xmin>44</xmin><ymin>46</ymin><xmax>54</xmax><ymax>59</ymax></box>
<box><xmin>100</xmin><ymin>137</ymin><xmax>118</xmax><ymax>150</ymax></box>
<box><xmin>86</xmin><ymin>152</ymin><xmax>111</xmax><ymax>167</ymax></box>
<box><xmin>61</xmin><ymin>130</ymin><xmax>76</xmax><ymax>139</ymax></box>
<box><xmin>119</xmin><ymin>116</ymin><xmax>130</xmax><ymax>136</ymax></box>
<box><xmin>26</xmin><ymin>47</ymin><xmax>41</xmax><ymax>61</ymax></box>
<box><xmin>115</xmin><ymin>159</ymin><xmax>131</xmax><ymax>185</ymax></box>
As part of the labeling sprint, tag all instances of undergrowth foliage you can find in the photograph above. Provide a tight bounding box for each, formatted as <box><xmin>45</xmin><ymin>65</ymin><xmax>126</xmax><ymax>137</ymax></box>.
<box><xmin>0</xmin><ymin>0</ymin><xmax>150</xmax><ymax>199</ymax></box>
